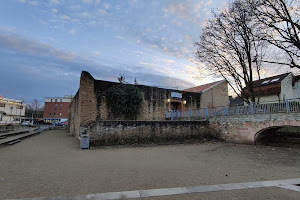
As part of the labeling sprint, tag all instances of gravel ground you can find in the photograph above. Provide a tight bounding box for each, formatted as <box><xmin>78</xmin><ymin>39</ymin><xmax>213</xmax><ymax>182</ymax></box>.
<box><xmin>0</xmin><ymin>130</ymin><xmax>299</xmax><ymax>200</ymax></box>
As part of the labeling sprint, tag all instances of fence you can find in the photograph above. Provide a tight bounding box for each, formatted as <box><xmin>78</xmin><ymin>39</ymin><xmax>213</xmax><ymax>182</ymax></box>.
<box><xmin>165</xmin><ymin>99</ymin><xmax>300</xmax><ymax>120</ymax></box>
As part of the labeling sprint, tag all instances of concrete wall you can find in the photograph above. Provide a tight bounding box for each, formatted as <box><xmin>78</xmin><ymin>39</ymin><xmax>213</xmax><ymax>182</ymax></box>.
<box><xmin>200</xmin><ymin>81</ymin><xmax>228</xmax><ymax>108</ymax></box>
<box><xmin>86</xmin><ymin>120</ymin><xmax>219</xmax><ymax>146</ymax></box>
<box><xmin>293</xmin><ymin>79</ymin><xmax>300</xmax><ymax>99</ymax></box>
<box><xmin>255</xmin><ymin>95</ymin><xmax>280</xmax><ymax>103</ymax></box>
<box><xmin>281</xmin><ymin>73</ymin><xmax>294</xmax><ymax>100</ymax></box>
<box><xmin>209</xmin><ymin>112</ymin><xmax>300</xmax><ymax>144</ymax></box>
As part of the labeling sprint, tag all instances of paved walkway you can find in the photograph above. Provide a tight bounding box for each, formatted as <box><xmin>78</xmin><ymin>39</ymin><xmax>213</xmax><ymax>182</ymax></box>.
<box><xmin>8</xmin><ymin>178</ymin><xmax>300</xmax><ymax>200</ymax></box>
<box><xmin>1</xmin><ymin>130</ymin><xmax>300</xmax><ymax>199</ymax></box>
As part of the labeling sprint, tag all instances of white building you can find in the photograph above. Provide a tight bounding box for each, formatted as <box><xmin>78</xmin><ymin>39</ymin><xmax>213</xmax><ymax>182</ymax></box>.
<box><xmin>0</xmin><ymin>96</ymin><xmax>26</xmax><ymax>125</ymax></box>
<box><xmin>245</xmin><ymin>73</ymin><xmax>300</xmax><ymax>103</ymax></box>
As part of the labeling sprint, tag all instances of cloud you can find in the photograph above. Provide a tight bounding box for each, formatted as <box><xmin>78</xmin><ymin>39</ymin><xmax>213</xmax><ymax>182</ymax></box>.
<box><xmin>0</xmin><ymin>31</ymin><xmax>196</xmax><ymax>101</ymax></box>
<box><xmin>82</xmin><ymin>0</ymin><xmax>93</xmax><ymax>3</ymax></box>
<box><xmin>51</xmin><ymin>8</ymin><xmax>58</xmax><ymax>13</ymax></box>
<box><xmin>97</xmin><ymin>9</ymin><xmax>108</xmax><ymax>15</ymax></box>
<box><xmin>68</xmin><ymin>29</ymin><xmax>76</xmax><ymax>34</ymax></box>
<box><xmin>50</xmin><ymin>0</ymin><xmax>59</xmax><ymax>5</ymax></box>
<box><xmin>60</xmin><ymin>15</ymin><xmax>71</xmax><ymax>20</ymax></box>
<box><xmin>0</xmin><ymin>32</ymin><xmax>74</xmax><ymax>60</ymax></box>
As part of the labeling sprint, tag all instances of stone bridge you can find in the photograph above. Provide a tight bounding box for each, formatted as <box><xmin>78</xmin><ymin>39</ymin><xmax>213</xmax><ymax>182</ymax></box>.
<box><xmin>209</xmin><ymin>112</ymin><xmax>300</xmax><ymax>144</ymax></box>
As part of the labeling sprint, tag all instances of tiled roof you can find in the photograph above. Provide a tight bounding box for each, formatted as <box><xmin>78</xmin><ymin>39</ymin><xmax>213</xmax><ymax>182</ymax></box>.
<box><xmin>183</xmin><ymin>80</ymin><xmax>224</xmax><ymax>93</ymax></box>
<box><xmin>252</xmin><ymin>73</ymin><xmax>290</xmax><ymax>87</ymax></box>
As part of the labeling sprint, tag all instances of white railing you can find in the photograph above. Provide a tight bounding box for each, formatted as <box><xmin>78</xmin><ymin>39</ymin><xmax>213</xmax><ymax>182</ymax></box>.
<box><xmin>165</xmin><ymin>98</ymin><xmax>300</xmax><ymax>120</ymax></box>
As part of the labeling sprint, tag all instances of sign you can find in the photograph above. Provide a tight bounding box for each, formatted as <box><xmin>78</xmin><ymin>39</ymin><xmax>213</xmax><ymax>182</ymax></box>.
<box><xmin>171</xmin><ymin>92</ymin><xmax>182</xmax><ymax>98</ymax></box>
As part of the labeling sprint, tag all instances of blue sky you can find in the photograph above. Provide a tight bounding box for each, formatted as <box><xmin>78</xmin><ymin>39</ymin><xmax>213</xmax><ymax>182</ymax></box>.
<box><xmin>1</xmin><ymin>0</ymin><xmax>296</xmax><ymax>103</ymax></box>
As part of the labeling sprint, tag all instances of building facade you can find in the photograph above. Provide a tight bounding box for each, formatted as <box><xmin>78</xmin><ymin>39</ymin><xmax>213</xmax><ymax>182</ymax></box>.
<box><xmin>0</xmin><ymin>96</ymin><xmax>25</xmax><ymax>125</ymax></box>
<box><xmin>244</xmin><ymin>73</ymin><xmax>300</xmax><ymax>103</ymax></box>
<box><xmin>183</xmin><ymin>80</ymin><xmax>229</xmax><ymax>108</ymax></box>
<box><xmin>43</xmin><ymin>95</ymin><xmax>73</xmax><ymax>123</ymax></box>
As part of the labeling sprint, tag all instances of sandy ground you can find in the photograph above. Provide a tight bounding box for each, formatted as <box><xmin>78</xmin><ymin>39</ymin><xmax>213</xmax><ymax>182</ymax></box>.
<box><xmin>0</xmin><ymin>130</ymin><xmax>299</xmax><ymax>200</ymax></box>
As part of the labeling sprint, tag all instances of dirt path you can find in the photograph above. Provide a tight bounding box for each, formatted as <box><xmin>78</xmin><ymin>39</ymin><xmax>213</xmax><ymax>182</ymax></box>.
<box><xmin>0</xmin><ymin>130</ymin><xmax>299</xmax><ymax>199</ymax></box>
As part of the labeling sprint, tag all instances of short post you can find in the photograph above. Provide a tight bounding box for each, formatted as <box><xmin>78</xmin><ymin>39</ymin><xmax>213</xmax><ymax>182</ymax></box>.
<box><xmin>250</xmin><ymin>102</ymin><xmax>254</xmax><ymax>114</ymax></box>
<box><xmin>165</xmin><ymin>111</ymin><xmax>168</xmax><ymax>119</ymax></box>
<box><xmin>171</xmin><ymin>110</ymin><xmax>174</xmax><ymax>120</ymax></box>
<box><xmin>189</xmin><ymin>108</ymin><xmax>192</xmax><ymax>118</ymax></box>
<box><xmin>176</xmin><ymin>109</ymin><xmax>179</xmax><ymax>119</ymax></box>
<box><xmin>267</xmin><ymin>103</ymin><xmax>270</xmax><ymax>113</ymax></box>
<box><xmin>205</xmin><ymin>107</ymin><xmax>208</xmax><ymax>117</ymax></box>
<box><xmin>285</xmin><ymin>99</ymin><xmax>290</xmax><ymax>112</ymax></box>
<box><xmin>224</xmin><ymin>106</ymin><xmax>228</xmax><ymax>115</ymax></box>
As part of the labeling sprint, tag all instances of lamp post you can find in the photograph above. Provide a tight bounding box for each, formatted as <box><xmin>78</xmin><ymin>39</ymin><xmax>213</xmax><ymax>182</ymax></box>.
<box><xmin>19</xmin><ymin>102</ymin><xmax>23</xmax><ymax>125</ymax></box>
<box><xmin>10</xmin><ymin>106</ymin><xmax>13</xmax><ymax>124</ymax></box>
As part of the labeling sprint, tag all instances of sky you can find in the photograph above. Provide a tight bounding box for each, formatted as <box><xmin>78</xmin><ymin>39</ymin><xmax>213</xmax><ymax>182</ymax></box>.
<box><xmin>0</xmin><ymin>0</ymin><xmax>297</xmax><ymax>103</ymax></box>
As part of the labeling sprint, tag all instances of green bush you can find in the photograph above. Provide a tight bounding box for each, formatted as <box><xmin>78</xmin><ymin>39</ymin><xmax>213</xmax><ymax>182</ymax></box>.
<box><xmin>106</xmin><ymin>85</ymin><xmax>143</xmax><ymax>119</ymax></box>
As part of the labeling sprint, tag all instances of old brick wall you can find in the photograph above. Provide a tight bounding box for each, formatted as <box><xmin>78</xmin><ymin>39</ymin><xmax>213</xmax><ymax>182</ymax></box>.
<box><xmin>200</xmin><ymin>81</ymin><xmax>228</xmax><ymax>109</ymax></box>
<box><xmin>86</xmin><ymin>120</ymin><xmax>219</xmax><ymax>146</ymax></box>
<box><xmin>209</xmin><ymin>112</ymin><xmax>300</xmax><ymax>144</ymax></box>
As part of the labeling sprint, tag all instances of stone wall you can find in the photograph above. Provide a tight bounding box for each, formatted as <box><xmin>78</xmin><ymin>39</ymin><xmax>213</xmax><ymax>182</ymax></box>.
<box><xmin>68</xmin><ymin>91</ymin><xmax>80</xmax><ymax>137</ymax></box>
<box><xmin>68</xmin><ymin>71</ymin><xmax>202</xmax><ymax>138</ymax></box>
<box><xmin>86</xmin><ymin>120</ymin><xmax>219</xmax><ymax>146</ymax></box>
<box><xmin>209</xmin><ymin>112</ymin><xmax>300</xmax><ymax>144</ymax></box>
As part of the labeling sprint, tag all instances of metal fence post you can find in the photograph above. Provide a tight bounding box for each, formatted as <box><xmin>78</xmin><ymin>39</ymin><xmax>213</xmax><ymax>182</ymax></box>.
<box><xmin>165</xmin><ymin>111</ymin><xmax>168</xmax><ymax>119</ymax></box>
<box><xmin>267</xmin><ymin>103</ymin><xmax>270</xmax><ymax>113</ymax></box>
<box><xmin>171</xmin><ymin>110</ymin><xmax>173</xmax><ymax>120</ymax></box>
<box><xmin>286</xmin><ymin>99</ymin><xmax>290</xmax><ymax>112</ymax></box>
<box><xmin>189</xmin><ymin>108</ymin><xmax>192</xmax><ymax>118</ymax></box>
<box><xmin>224</xmin><ymin>106</ymin><xmax>228</xmax><ymax>115</ymax></box>
<box><xmin>176</xmin><ymin>109</ymin><xmax>180</xmax><ymax>119</ymax></box>
<box><xmin>205</xmin><ymin>107</ymin><xmax>208</xmax><ymax>117</ymax></box>
<box><xmin>250</xmin><ymin>102</ymin><xmax>254</xmax><ymax>114</ymax></box>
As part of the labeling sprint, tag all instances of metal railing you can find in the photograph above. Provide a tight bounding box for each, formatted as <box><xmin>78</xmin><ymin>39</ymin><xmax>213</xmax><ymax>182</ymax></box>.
<box><xmin>165</xmin><ymin>98</ymin><xmax>300</xmax><ymax>120</ymax></box>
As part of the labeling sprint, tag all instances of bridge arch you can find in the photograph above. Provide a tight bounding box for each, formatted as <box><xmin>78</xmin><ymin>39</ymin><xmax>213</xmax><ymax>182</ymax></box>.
<box><xmin>209</xmin><ymin>112</ymin><xmax>300</xmax><ymax>144</ymax></box>
<box><xmin>254</xmin><ymin>126</ymin><xmax>300</xmax><ymax>145</ymax></box>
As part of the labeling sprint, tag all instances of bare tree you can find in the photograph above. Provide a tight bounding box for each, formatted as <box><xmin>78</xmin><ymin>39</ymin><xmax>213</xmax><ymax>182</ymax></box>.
<box><xmin>134</xmin><ymin>78</ymin><xmax>138</xmax><ymax>85</ymax></box>
<box><xmin>195</xmin><ymin>0</ymin><xmax>266</xmax><ymax>104</ymax></box>
<box><xmin>118</xmin><ymin>76</ymin><xmax>127</xmax><ymax>84</ymax></box>
<box><xmin>26</xmin><ymin>99</ymin><xmax>43</xmax><ymax>119</ymax></box>
<box><xmin>248</xmin><ymin>0</ymin><xmax>300</xmax><ymax>69</ymax></box>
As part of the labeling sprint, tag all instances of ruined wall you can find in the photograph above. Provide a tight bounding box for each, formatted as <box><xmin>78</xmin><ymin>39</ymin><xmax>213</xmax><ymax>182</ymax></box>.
<box><xmin>91</xmin><ymin>73</ymin><xmax>201</xmax><ymax>121</ymax></box>
<box><xmin>68</xmin><ymin>91</ymin><xmax>80</xmax><ymax>137</ymax></box>
<box><xmin>86</xmin><ymin>120</ymin><xmax>219</xmax><ymax>146</ymax></box>
<box><xmin>200</xmin><ymin>81</ymin><xmax>228</xmax><ymax>109</ymax></box>
<box><xmin>69</xmin><ymin>71</ymin><xmax>202</xmax><ymax>137</ymax></box>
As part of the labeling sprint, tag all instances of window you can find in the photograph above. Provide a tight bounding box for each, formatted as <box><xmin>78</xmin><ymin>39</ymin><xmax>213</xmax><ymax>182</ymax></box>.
<box><xmin>0</xmin><ymin>103</ymin><xmax>5</xmax><ymax>107</ymax></box>
<box><xmin>59</xmin><ymin>113</ymin><xmax>62</xmax><ymax>116</ymax></box>
<box><xmin>54</xmin><ymin>104</ymin><xmax>57</xmax><ymax>106</ymax></box>
<box><xmin>50</xmin><ymin>113</ymin><xmax>52</xmax><ymax>116</ymax></box>
<box><xmin>60</xmin><ymin>104</ymin><xmax>62</xmax><ymax>106</ymax></box>
<box><xmin>54</xmin><ymin>108</ymin><xmax>57</xmax><ymax>111</ymax></box>
<box><xmin>55</xmin><ymin>99</ymin><xmax>57</xmax><ymax>102</ymax></box>
<box><xmin>261</xmin><ymin>80</ymin><xmax>270</xmax><ymax>84</ymax></box>
<box><xmin>270</xmin><ymin>78</ymin><xmax>280</xmax><ymax>83</ymax></box>
<box><xmin>60</xmin><ymin>99</ymin><xmax>62</xmax><ymax>102</ymax></box>
<box><xmin>17</xmin><ymin>105</ymin><xmax>23</xmax><ymax>109</ymax></box>
<box><xmin>51</xmin><ymin>99</ymin><xmax>53</xmax><ymax>102</ymax></box>
<box><xmin>59</xmin><ymin>108</ymin><xmax>62</xmax><ymax>111</ymax></box>
<box><xmin>54</xmin><ymin>113</ymin><xmax>56</xmax><ymax>116</ymax></box>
